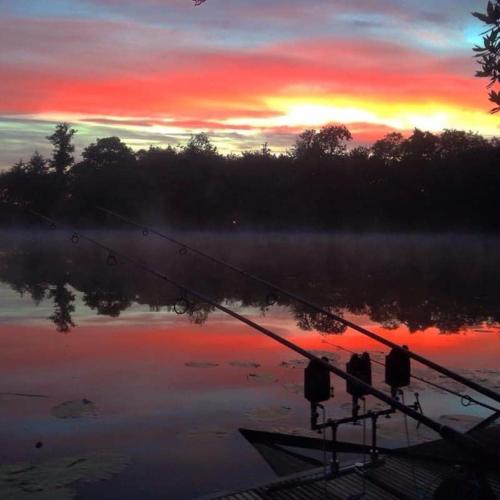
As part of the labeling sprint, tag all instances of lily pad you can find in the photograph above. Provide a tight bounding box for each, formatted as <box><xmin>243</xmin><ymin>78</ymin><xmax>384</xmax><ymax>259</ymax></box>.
<box><xmin>184</xmin><ymin>362</ymin><xmax>219</xmax><ymax>368</ymax></box>
<box><xmin>50</xmin><ymin>399</ymin><xmax>97</xmax><ymax>419</ymax></box>
<box><xmin>229</xmin><ymin>361</ymin><xmax>261</xmax><ymax>368</ymax></box>
<box><xmin>247</xmin><ymin>406</ymin><xmax>292</xmax><ymax>421</ymax></box>
<box><xmin>280</xmin><ymin>359</ymin><xmax>307</xmax><ymax>369</ymax></box>
<box><xmin>0</xmin><ymin>452</ymin><xmax>129</xmax><ymax>500</ymax></box>
<box><xmin>0</xmin><ymin>485</ymin><xmax>75</xmax><ymax>500</ymax></box>
<box><xmin>247</xmin><ymin>372</ymin><xmax>277</xmax><ymax>383</ymax></box>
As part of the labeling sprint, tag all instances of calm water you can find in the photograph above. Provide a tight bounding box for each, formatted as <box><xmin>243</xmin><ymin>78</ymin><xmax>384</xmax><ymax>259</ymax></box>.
<box><xmin>0</xmin><ymin>230</ymin><xmax>499</xmax><ymax>499</ymax></box>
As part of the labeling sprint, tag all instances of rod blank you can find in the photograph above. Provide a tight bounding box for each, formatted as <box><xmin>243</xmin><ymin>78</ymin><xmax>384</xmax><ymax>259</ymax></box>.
<box><xmin>97</xmin><ymin>206</ymin><xmax>500</xmax><ymax>406</ymax></box>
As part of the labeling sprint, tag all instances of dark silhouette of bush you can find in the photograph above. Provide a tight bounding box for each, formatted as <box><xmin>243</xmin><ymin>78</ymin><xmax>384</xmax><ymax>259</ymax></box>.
<box><xmin>473</xmin><ymin>1</ymin><xmax>500</xmax><ymax>112</ymax></box>
<box><xmin>293</xmin><ymin>124</ymin><xmax>352</xmax><ymax>161</ymax></box>
<box><xmin>1</xmin><ymin>123</ymin><xmax>499</xmax><ymax>231</ymax></box>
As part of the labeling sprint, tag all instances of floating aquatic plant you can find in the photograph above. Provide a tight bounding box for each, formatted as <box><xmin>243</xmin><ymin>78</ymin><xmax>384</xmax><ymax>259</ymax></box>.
<box><xmin>280</xmin><ymin>359</ymin><xmax>307</xmax><ymax>369</ymax></box>
<box><xmin>50</xmin><ymin>399</ymin><xmax>97</xmax><ymax>419</ymax></box>
<box><xmin>184</xmin><ymin>362</ymin><xmax>219</xmax><ymax>368</ymax></box>
<box><xmin>229</xmin><ymin>361</ymin><xmax>261</xmax><ymax>368</ymax></box>
<box><xmin>0</xmin><ymin>451</ymin><xmax>130</xmax><ymax>500</ymax></box>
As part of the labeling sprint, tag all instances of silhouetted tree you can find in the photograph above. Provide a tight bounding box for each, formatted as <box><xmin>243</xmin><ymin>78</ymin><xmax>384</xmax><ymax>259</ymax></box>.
<box><xmin>69</xmin><ymin>136</ymin><xmax>141</xmax><ymax>219</ymax></box>
<box><xmin>183</xmin><ymin>132</ymin><xmax>218</xmax><ymax>158</ymax></box>
<box><xmin>80</xmin><ymin>136</ymin><xmax>135</xmax><ymax>168</ymax></box>
<box><xmin>402</xmin><ymin>129</ymin><xmax>438</xmax><ymax>161</ymax></box>
<box><xmin>25</xmin><ymin>152</ymin><xmax>48</xmax><ymax>175</ymax></box>
<box><xmin>473</xmin><ymin>1</ymin><xmax>500</xmax><ymax>112</ymax></box>
<box><xmin>437</xmin><ymin>129</ymin><xmax>489</xmax><ymax>157</ymax></box>
<box><xmin>371</xmin><ymin>132</ymin><xmax>404</xmax><ymax>163</ymax></box>
<box><xmin>293</xmin><ymin>124</ymin><xmax>352</xmax><ymax>160</ymax></box>
<box><xmin>46</xmin><ymin>123</ymin><xmax>76</xmax><ymax>175</ymax></box>
<box><xmin>349</xmin><ymin>146</ymin><xmax>370</xmax><ymax>160</ymax></box>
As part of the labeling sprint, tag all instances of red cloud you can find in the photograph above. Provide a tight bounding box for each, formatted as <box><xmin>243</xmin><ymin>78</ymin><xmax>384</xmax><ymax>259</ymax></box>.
<box><xmin>0</xmin><ymin>15</ymin><xmax>489</xmax><ymax>123</ymax></box>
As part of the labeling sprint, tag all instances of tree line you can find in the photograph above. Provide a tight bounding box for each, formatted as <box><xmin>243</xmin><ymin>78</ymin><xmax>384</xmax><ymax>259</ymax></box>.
<box><xmin>1</xmin><ymin>123</ymin><xmax>499</xmax><ymax>231</ymax></box>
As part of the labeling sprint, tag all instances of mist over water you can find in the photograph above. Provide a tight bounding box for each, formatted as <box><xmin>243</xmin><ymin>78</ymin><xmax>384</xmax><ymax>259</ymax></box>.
<box><xmin>2</xmin><ymin>229</ymin><xmax>500</xmax><ymax>333</ymax></box>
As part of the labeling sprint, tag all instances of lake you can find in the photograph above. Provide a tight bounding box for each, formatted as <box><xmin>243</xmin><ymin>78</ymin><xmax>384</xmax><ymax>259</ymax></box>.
<box><xmin>1</xmin><ymin>230</ymin><xmax>499</xmax><ymax>499</ymax></box>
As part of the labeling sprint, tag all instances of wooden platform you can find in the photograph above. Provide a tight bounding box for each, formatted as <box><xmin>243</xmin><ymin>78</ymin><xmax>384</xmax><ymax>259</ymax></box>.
<box><xmin>203</xmin><ymin>424</ymin><xmax>500</xmax><ymax>499</ymax></box>
<box><xmin>205</xmin><ymin>456</ymin><xmax>500</xmax><ymax>499</ymax></box>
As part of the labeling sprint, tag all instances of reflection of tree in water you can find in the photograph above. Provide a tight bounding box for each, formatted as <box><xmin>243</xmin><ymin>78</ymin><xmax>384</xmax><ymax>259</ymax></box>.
<box><xmin>83</xmin><ymin>288</ymin><xmax>132</xmax><ymax>317</ymax></box>
<box><xmin>48</xmin><ymin>283</ymin><xmax>75</xmax><ymax>333</ymax></box>
<box><xmin>1</xmin><ymin>233</ymin><xmax>500</xmax><ymax>334</ymax></box>
<box><xmin>294</xmin><ymin>305</ymin><xmax>347</xmax><ymax>334</ymax></box>
<box><xmin>185</xmin><ymin>301</ymin><xmax>215</xmax><ymax>325</ymax></box>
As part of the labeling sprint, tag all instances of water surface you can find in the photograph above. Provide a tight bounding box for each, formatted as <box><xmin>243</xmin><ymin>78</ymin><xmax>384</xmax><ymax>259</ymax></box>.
<box><xmin>1</xmin><ymin>231</ymin><xmax>499</xmax><ymax>498</ymax></box>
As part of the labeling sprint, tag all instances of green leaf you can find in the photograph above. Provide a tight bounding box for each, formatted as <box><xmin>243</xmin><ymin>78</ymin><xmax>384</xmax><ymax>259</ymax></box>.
<box><xmin>487</xmin><ymin>1</ymin><xmax>494</xmax><ymax>17</ymax></box>
<box><xmin>472</xmin><ymin>11</ymin><xmax>491</xmax><ymax>23</ymax></box>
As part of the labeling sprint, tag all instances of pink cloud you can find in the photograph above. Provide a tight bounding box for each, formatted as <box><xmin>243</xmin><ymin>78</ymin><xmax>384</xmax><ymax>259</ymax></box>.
<box><xmin>0</xmin><ymin>15</ymin><xmax>489</xmax><ymax>123</ymax></box>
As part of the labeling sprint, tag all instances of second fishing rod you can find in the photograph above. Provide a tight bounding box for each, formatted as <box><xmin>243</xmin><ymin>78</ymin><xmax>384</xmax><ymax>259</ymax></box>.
<box><xmin>97</xmin><ymin>206</ymin><xmax>500</xmax><ymax>406</ymax></box>
<box><xmin>23</xmin><ymin>208</ymin><xmax>498</xmax><ymax>464</ymax></box>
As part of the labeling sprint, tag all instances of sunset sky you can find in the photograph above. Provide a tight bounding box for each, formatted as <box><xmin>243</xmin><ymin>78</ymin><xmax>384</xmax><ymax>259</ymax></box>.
<box><xmin>0</xmin><ymin>0</ymin><xmax>498</xmax><ymax>169</ymax></box>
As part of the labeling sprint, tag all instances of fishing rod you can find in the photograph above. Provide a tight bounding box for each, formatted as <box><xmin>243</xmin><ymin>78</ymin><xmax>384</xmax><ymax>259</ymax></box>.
<box><xmin>5</xmin><ymin>201</ymin><xmax>499</xmax><ymax>454</ymax></box>
<box><xmin>97</xmin><ymin>206</ymin><xmax>500</xmax><ymax>406</ymax></box>
<box><xmin>23</xmin><ymin>212</ymin><xmax>498</xmax><ymax>463</ymax></box>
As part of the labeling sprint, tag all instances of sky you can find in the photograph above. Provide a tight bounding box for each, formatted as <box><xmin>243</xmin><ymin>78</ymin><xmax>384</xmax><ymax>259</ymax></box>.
<box><xmin>0</xmin><ymin>0</ymin><xmax>498</xmax><ymax>169</ymax></box>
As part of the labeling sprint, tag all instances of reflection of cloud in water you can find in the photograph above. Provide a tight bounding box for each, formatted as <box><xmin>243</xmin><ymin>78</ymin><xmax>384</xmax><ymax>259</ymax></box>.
<box><xmin>50</xmin><ymin>398</ymin><xmax>98</xmax><ymax>419</ymax></box>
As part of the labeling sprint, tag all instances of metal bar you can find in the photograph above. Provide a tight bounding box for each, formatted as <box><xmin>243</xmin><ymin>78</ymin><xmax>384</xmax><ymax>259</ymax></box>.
<box><xmin>371</xmin><ymin>415</ymin><xmax>378</xmax><ymax>462</ymax></box>
<box><xmin>324</xmin><ymin>408</ymin><xmax>394</xmax><ymax>427</ymax></box>
<box><xmin>240</xmin><ymin>428</ymin><xmax>475</xmax><ymax>466</ymax></box>
<box><xmin>97</xmin><ymin>206</ymin><xmax>500</xmax><ymax>405</ymax></box>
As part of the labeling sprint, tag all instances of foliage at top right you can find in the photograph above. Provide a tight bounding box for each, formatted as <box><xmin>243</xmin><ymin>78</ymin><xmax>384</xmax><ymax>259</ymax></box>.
<box><xmin>473</xmin><ymin>1</ymin><xmax>500</xmax><ymax>113</ymax></box>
